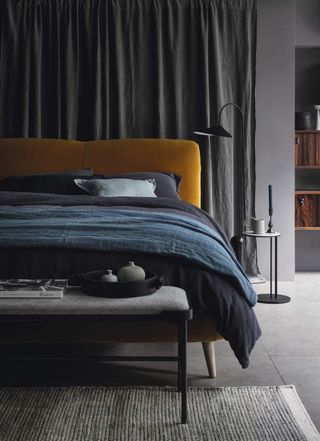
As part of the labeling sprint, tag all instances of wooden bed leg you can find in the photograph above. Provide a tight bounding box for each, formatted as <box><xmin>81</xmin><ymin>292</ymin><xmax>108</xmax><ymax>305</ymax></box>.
<box><xmin>202</xmin><ymin>341</ymin><xmax>217</xmax><ymax>378</ymax></box>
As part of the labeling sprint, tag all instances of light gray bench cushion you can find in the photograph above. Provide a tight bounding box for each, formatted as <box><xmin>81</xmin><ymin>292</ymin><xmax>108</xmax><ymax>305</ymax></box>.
<box><xmin>0</xmin><ymin>286</ymin><xmax>189</xmax><ymax>316</ymax></box>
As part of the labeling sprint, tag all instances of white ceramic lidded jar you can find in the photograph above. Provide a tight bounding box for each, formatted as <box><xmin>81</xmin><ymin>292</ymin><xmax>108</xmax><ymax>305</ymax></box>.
<box><xmin>101</xmin><ymin>269</ymin><xmax>118</xmax><ymax>282</ymax></box>
<box><xmin>117</xmin><ymin>261</ymin><xmax>145</xmax><ymax>282</ymax></box>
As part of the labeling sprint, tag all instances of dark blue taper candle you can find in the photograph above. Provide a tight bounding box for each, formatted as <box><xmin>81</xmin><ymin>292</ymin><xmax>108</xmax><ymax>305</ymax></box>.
<box><xmin>268</xmin><ymin>185</ymin><xmax>273</xmax><ymax>210</ymax></box>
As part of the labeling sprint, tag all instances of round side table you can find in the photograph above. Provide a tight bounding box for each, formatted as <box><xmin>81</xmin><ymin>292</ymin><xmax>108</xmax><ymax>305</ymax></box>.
<box><xmin>243</xmin><ymin>231</ymin><xmax>291</xmax><ymax>304</ymax></box>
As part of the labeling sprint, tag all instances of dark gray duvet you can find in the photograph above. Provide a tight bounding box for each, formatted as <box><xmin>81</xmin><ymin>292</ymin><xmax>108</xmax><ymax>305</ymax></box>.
<box><xmin>0</xmin><ymin>192</ymin><xmax>261</xmax><ymax>367</ymax></box>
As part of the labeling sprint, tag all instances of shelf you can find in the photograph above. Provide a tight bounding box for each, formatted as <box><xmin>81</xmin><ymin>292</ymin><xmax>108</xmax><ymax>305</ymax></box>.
<box><xmin>295</xmin><ymin>190</ymin><xmax>320</xmax><ymax>194</ymax></box>
<box><xmin>296</xmin><ymin>130</ymin><xmax>320</xmax><ymax>133</ymax></box>
<box><xmin>296</xmin><ymin>45</ymin><xmax>320</xmax><ymax>48</ymax></box>
<box><xmin>296</xmin><ymin>227</ymin><xmax>320</xmax><ymax>231</ymax></box>
<box><xmin>296</xmin><ymin>189</ymin><xmax>320</xmax><ymax>193</ymax></box>
<box><xmin>296</xmin><ymin>165</ymin><xmax>320</xmax><ymax>169</ymax></box>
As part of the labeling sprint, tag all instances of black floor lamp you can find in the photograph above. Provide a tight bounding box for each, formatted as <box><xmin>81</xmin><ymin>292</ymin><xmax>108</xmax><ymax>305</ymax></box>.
<box><xmin>194</xmin><ymin>102</ymin><xmax>246</xmax><ymax>265</ymax></box>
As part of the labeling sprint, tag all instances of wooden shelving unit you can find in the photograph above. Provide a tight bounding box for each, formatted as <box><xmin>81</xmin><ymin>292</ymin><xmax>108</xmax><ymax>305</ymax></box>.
<box><xmin>295</xmin><ymin>131</ymin><xmax>320</xmax><ymax>230</ymax></box>
<box><xmin>295</xmin><ymin>48</ymin><xmax>320</xmax><ymax>269</ymax></box>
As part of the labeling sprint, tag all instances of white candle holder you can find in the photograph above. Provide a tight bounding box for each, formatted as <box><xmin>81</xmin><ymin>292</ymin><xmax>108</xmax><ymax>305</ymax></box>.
<box><xmin>267</xmin><ymin>208</ymin><xmax>274</xmax><ymax>233</ymax></box>
<box><xmin>314</xmin><ymin>105</ymin><xmax>320</xmax><ymax>131</ymax></box>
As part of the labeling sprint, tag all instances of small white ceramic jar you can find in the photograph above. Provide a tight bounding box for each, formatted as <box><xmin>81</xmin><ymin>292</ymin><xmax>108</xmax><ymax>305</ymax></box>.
<box><xmin>117</xmin><ymin>261</ymin><xmax>146</xmax><ymax>282</ymax></box>
<box><xmin>101</xmin><ymin>269</ymin><xmax>118</xmax><ymax>282</ymax></box>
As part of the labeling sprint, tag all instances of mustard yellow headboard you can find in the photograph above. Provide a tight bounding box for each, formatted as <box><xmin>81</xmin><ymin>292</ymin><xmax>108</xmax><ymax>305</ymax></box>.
<box><xmin>0</xmin><ymin>138</ymin><xmax>201</xmax><ymax>207</ymax></box>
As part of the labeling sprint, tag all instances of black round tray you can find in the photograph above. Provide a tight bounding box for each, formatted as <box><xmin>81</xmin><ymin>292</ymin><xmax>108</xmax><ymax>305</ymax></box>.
<box><xmin>80</xmin><ymin>270</ymin><xmax>163</xmax><ymax>299</ymax></box>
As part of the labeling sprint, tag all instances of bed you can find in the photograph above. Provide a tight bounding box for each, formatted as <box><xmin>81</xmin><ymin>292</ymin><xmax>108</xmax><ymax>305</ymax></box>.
<box><xmin>0</xmin><ymin>138</ymin><xmax>261</xmax><ymax>375</ymax></box>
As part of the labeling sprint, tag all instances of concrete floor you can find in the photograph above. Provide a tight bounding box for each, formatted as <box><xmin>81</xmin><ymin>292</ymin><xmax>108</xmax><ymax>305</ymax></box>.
<box><xmin>1</xmin><ymin>272</ymin><xmax>320</xmax><ymax>430</ymax></box>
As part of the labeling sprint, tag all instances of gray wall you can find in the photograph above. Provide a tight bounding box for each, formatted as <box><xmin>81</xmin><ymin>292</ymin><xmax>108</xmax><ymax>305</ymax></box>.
<box><xmin>295</xmin><ymin>0</ymin><xmax>320</xmax><ymax>47</ymax></box>
<box><xmin>295</xmin><ymin>0</ymin><xmax>320</xmax><ymax>271</ymax></box>
<box><xmin>255</xmin><ymin>0</ymin><xmax>295</xmax><ymax>281</ymax></box>
<box><xmin>295</xmin><ymin>48</ymin><xmax>320</xmax><ymax>113</ymax></box>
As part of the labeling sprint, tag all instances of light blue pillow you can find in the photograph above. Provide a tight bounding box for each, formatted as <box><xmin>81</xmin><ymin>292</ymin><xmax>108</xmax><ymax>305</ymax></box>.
<box><xmin>74</xmin><ymin>178</ymin><xmax>157</xmax><ymax>198</ymax></box>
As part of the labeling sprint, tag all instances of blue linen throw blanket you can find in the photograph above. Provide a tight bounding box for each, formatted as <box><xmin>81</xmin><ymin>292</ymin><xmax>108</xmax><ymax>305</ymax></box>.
<box><xmin>0</xmin><ymin>206</ymin><xmax>257</xmax><ymax>305</ymax></box>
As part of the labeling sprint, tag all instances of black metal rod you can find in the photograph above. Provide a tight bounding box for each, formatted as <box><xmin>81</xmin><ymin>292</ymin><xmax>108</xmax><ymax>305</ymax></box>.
<box><xmin>178</xmin><ymin>328</ymin><xmax>182</xmax><ymax>393</ymax></box>
<box><xmin>219</xmin><ymin>103</ymin><xmax>246</xmax><ymax>232</ymax></box>
<box><xmin>270</xmin><ymin>237</ymin><xmax>273</xmax><ymax>297</ymax></box>
<box><xmin>0</xmin><ymin>355</ymin><xmax>178</xmax><ymax>362</ymax></box>
<box><xmin>179</xmin><ymin>321</ymin><xmax>187</xmax><ymax>424</ymax></box>
<box><xmin>0</xmin><ymin>312</ymin><xmax>192</xmax><ymax>322</ymax></box>
<box><xmin>275</xmin><ymin>236</ymin><xmax>278</xmax><ymax>297</ymax></box>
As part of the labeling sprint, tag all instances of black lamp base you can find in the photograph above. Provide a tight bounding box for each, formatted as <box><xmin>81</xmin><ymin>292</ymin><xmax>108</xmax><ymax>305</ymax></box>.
<box><xmin>258</xmin><ymin>294</ymin><xmax>291</xmax><ymax>304</ymax></box>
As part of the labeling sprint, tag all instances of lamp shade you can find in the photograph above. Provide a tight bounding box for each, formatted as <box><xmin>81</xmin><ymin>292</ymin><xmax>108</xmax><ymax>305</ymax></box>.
<box><xmin>193</xmin><ymin>125</ymin><xmax>232</xmax><ymax>138</ymax></box>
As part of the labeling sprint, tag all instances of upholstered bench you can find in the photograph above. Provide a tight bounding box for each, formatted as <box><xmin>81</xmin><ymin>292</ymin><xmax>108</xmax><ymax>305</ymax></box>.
<box><xmin>0</xmin><ymin>286</ymin><xmax>193</xmax><ymax>424</ymax></box>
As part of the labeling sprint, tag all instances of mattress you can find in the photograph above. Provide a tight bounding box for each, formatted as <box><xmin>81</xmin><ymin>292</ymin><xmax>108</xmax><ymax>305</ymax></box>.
<box><xmin>0</xmin><ymin>191</ymin><xmax>261</xmax><ymax>367</ymax></box>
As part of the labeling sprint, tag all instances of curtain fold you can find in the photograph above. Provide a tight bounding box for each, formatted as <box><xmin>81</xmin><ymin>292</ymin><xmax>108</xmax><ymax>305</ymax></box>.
<box><xmin>0</xmin><ymin>0</ymin><xmax>258</xmax><ymax>275</ymax></box>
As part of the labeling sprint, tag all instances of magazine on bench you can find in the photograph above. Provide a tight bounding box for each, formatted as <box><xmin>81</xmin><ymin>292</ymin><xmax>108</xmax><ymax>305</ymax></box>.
<box><xmin>0</xmin><ymin>279</ymin><xmax>67</xmax><ymax>298</ymax></box>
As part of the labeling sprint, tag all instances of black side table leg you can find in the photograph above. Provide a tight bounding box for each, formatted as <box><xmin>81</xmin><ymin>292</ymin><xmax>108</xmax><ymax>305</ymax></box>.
<box><xmin>178</xmin><ymin>320</ymin><xmax>187</xmax><ymax>424</ymax></box>
<box><xmin>275</xmin><ymin>235</ymin><xmax>278</xmax><ymax>297</ymax></box>
<box><xmin>270</xmin><ymin>236</ymin><xmax>273</xmax><ymax>298</ymax></box>
<box><xmin>258</xmin><ymin>234</ymin><xmax>291</xmax><ymax>304</ymax></box>
<box><xmin>177</xmin><ymin>334</ymin><xmax>182</xmax><ymax>392</ymax></box>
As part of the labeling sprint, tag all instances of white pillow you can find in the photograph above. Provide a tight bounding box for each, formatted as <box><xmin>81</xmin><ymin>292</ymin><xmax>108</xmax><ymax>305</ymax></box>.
<box><xmin>74</xmin><ymin>178</ymin><xmax>157</xmax><ymax>198</ymax></box>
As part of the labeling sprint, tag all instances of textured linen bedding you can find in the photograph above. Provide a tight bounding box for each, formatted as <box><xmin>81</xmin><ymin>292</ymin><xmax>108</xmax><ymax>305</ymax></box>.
<box><xmin>0</xmin><ymin>192</ymin><xmax>261</xmax><ymax>368</ymax></box>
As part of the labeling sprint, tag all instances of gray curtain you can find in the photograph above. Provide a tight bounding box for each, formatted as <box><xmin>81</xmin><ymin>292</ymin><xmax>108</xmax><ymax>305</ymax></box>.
<box><xmin>0</xmin><ymin>0</ymin><xmax>258</xmax><ymax>275</ymax></box>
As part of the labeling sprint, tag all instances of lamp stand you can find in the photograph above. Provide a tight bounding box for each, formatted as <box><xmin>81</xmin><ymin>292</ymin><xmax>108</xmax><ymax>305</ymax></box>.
<box><xmin>218</xmin><ymin>103</ymin><xmax>246</xmax><ymax>235</ymax></box>
<box><xmin>230</xmin><ymin>234</ymin><xmax>245</xmax><ymax>266</ymax></box>
<box><xmin>194</xmin><ymin>102</ymin><xmax>248</xmax><ymax>268</ymax></box>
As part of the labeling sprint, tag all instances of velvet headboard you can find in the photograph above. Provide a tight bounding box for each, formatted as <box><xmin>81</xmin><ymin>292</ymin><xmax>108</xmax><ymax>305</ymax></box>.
<box><xmin>0</xmin><ymin>138</ymin><xmax>201</xmax><ymax>207</ymax></box>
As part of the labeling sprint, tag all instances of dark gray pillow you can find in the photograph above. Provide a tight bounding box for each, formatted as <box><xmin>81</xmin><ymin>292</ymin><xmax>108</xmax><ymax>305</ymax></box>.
<box><xmin>101</xmin><ymin>172</ymin><xmax>181</xmax><ymax>199</ymax></box>
<box><xmin>0</xmin><ymin>170</ymin><xmax>97</xmax><ymax>194</ymax></box>
<box><xmin>75</xmin><ymin>178</ymin><xmax>157</xmax><ymax>198</ymax></box>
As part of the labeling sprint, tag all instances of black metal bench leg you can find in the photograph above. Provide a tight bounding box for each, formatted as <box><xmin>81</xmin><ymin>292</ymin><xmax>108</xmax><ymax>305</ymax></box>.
<box><xmin>179</xmin><ymin>320</ymin><xmax>187</xmax><ymax>424</ymax></box>
<box><xmin>178</xmin><ymin>335</ymin><xmax>182</xmax><ymax>392</ymax></box>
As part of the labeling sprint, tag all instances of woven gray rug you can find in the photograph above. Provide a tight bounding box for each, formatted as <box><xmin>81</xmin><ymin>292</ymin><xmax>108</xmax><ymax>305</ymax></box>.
<box><xmin>0</xmin><ymin>386</ymin><xmax>319</xmax><ymax>441</ymax></box>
